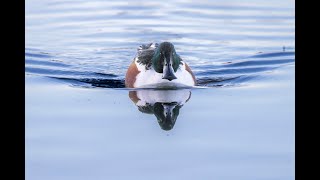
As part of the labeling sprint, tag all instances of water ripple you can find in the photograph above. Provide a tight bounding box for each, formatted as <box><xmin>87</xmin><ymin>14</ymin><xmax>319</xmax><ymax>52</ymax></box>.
<box><xmin>26</xmin><ymin>0</ymin><xmax>295</xmax><ymax>88</ymax></box>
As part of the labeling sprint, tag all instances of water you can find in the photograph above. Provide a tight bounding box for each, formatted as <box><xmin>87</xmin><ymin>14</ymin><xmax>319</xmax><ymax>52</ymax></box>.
<box><xmin>26</xmin><ymin>0</ymin><xmax>295</xmax><ymax>179</ymax></box>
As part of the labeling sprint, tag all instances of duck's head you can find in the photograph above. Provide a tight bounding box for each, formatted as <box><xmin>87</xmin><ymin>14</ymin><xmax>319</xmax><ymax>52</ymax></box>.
<box><xmin>152</xmin><ymin>42</ymin><xmax>181</xmax><ymax>81</ymax></box>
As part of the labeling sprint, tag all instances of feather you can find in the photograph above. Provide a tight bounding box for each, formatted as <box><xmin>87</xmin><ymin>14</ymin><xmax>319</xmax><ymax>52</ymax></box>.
<box><xmin>136</xmin><ymin>43</ymin><xmax>158</xmax><ymax>70</ymax></box>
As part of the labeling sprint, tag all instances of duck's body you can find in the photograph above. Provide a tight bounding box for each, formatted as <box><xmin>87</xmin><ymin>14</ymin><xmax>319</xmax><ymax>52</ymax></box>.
<box><xmin>125</xmin><ymin>42</ymin><xmax>196</xmax><ymax>88</ymax></box>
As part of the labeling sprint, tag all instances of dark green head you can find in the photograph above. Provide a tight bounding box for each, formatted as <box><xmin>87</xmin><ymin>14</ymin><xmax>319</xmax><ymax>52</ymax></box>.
<box><xmin>152</xmin><ymin>42</ymin><xmax>182</xmax><ymax>81</ymax></box>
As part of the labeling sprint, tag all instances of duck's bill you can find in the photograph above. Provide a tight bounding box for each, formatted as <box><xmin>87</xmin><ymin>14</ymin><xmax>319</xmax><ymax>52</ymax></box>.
<box><xmin>162</xmin><ymin>64</ymin><xmax>177</xmax><ymax>81</ymax></box>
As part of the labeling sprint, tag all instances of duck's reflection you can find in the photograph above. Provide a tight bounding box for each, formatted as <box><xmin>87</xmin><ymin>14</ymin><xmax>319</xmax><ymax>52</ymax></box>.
<box><xmin>128</xmin><ymin>89</ymin><xmax>192</xmax><ymax>131</ymax></box>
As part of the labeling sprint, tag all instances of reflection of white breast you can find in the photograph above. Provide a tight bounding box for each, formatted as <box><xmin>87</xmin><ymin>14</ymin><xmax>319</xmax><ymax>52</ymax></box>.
<box><xmin>135</xmin><ymin>89</ymin><xmax>191</xmax><ymax>106</ymax></box>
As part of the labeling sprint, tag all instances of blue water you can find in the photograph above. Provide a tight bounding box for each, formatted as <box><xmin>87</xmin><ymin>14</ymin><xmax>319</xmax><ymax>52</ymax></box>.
<box><xmin>26</xmin><ymin>0</ymin><xmax>295</xmax><ymax>179</ymax></box>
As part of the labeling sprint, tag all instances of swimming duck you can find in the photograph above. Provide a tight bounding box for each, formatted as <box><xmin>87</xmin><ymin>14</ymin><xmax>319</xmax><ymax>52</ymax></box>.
<box><xmin>125</xmin><ymin>42</ymin><xmax>196</xmax><ymax>88</ymax></box>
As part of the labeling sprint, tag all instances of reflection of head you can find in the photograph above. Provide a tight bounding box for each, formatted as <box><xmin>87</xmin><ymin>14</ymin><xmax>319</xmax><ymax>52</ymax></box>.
<box><xmin>153</xmin><ymin>102</ymin><xmax>181</xmax><ymax>131</ymax></box>
<box><xmin>128</xmin><ymin>89</ymin><xmax>191</xmax><ymax>131</ymax></box>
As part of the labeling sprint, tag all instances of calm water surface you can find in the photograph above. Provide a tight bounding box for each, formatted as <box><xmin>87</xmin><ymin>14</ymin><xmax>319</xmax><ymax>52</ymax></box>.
<box><xmin>26</xmin><ymin>0</ymin><xmax>295</xmax><ymax>179</ymax></box>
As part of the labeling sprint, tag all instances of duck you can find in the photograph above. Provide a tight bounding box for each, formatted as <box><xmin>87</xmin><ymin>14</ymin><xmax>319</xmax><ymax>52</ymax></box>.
<box><xmin>125</xmin><ymin>42</ymin><xmax>196</xmax><ymax>88</ymax></box>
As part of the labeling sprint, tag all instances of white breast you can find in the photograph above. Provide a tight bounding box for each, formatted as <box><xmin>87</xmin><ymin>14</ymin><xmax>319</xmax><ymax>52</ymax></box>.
<box><xmin>134</xmin><ymin>58</ymin><xmax>194</xmax><ymax>88</ymax></box>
